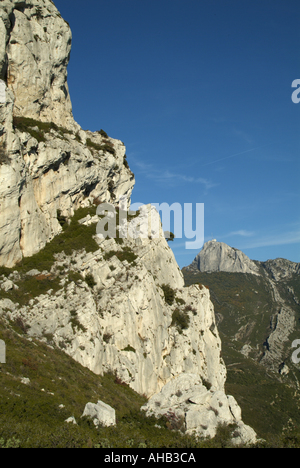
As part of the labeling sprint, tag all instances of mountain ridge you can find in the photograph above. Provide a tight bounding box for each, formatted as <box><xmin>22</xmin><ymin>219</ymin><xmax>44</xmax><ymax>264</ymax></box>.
<box><xmin>185</xmin><ymin>239</ymin><xmax>300</xmax><ymax>278</ymax></box>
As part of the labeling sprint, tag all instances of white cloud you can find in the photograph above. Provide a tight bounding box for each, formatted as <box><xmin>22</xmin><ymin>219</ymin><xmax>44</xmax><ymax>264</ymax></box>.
<box><xmin>229</xmin><ymin>230</ymin><xmax>255</xmax><ymax>237</ymax></box>
<box><xmin>240</xmin><ymin>229</ymin><xmax>300</xmax><ymax>249</ymax></box>
<box><xmin>132</xmin><ymin>159</ymin><xmax>217</xmax><ymax>191</ymax></box>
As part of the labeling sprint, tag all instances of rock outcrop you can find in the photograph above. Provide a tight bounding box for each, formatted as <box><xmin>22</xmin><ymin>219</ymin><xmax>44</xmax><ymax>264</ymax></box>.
<box><xmin>187</xmin><ymin>240</ymin><xmax>260</xmax><ymax>275</ymax></box>
<box><xmin>0</xmin><ymin>0</ymin><xmax>256</xmax><ymax>444</ymax></box>
<box><xmin>0</xmin><ymin>204</ymin><xmax>255</xmax><ymax>443</ymax></box>
<box><xmin>1</xmin><ymin>0</ymin><xmax>74</xmax><ymax>129</ymax></box>
<box><xmin>82</xmin><ymin>400</ymin><xmax>116</xmax><ymax>428</ymax></box>
<box><xmin>0</xmin><ymin>0</ymin><xmax>134</xmax><ymax>268</ymax></box>
<box><xmin>141</xmin><ymin>373</ymin><xmax>256</xmax><ymax>444</ymax></box>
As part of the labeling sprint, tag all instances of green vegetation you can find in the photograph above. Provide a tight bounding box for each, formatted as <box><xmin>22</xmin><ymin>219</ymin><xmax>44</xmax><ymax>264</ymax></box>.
<box><xmin>57</xmin><ymin>209</ymin><xmax>68</xmax><ymax>228</ymax></box>
<box><xmin>104</xmin><ymin>246</ymin><xmax>137</xmax><ymax>265</ymax></box>
<box><xmin>16</xmin><ymin>206</ymin><xmax>99</xmax><ymax>273</ymax></box>
<box><xmin>183</xmin><ymin>268</ymin><xmax>300</xmax><ymax>440</ymax></box>
<box><xmin>0</xmin><ymin>273</ymin><xmax>62</xmax><ymax>308</ymax></box>
<box><xmin>161</xmin><ymin>284</ymin><xmax>176</xmax><ymax>305</ymax></box>
<box><xmin>122</xmin><ymin>345</ymin><xmax>136</xmax><ymax>353</ymax></box>
<box><xmin>171</xmin><ymin>309</ymin><xmax>190</xmax><ymax>334</ymax></box>
<box><xmin>0</xmin><ymin>317</ymin><xmax>249</xmax><ymax>448</ymax></box>
<box><xmin>97</xmin><ymin>129</ymin><xmax>108</xmax><ymax>138</ymax></box>
<box><xmin>84</xmin><ymin>274</ymin><xmax>96</xmax><ymax>289</ymax></box>
<box><xmin>165</xmin><ymin>232</ymin><xmax>175</xmax><ymax>242</ymax></box>
<box><xmin>86</xmin><ymin>138</ymin><xmax>116</xmax><ymax>156</ymax></box>
<box><xmin>0</xmin><ymin>142</ymin><xmax>10</xmax><ymax>165</ymax></box>
<box><xmin>0</xmin><ymin>206</ymin><xmax>100</xmax><ymax>306</ymax></box>
<box><xmin>13</xmin><ymin>116</ymin><xmax>72</xmax><ymax>143</ymax></box>
<box><xmin>69</xmin><ymin>310</ymin><xmax>87</xmax><ymax>334</ymax></box>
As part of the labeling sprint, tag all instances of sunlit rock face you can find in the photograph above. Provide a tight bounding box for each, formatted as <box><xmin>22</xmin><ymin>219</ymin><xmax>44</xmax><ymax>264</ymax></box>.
<box><xmin>0</xmin><ymin>0</ymin><xmax>134</xmax><ymax>267</ymax></box>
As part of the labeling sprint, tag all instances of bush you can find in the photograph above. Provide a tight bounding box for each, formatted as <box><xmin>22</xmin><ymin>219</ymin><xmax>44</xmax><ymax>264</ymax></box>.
<box><xmin>171</xmin><ymin>309</ymin><xmax>190</xmax><ymax>334</ymax></box>
<box><xmin>69</xmin><ymin>310</ymin><xmax>87</xmax><ymax>333</ymax></box>
<box><xmin>13</xmin><ymin>116</ymin><xmax>72</xmax><ymax>143</ymax></box>
<box><xmin>165</xmin><ymin>232</ymin><xmax>175</xmax><ymax>242</ymax></box>
<box><xmin>85</xmin><ymin>274</ymin><xmax>96</xmax><ymax>288</ymax></box>
<box><xmin>122</xmin><ymin>345</ymin><xmax>136</xmax><ymax>353</ymax></box>
<box><xmin>161</xmin><ymin>284</ymin><xmax>176</xmax><ymax>305</ymax></box>
<box><xmin>86</xmin><ymin>138</ymin><xmax>116</xmax><ymax>156</ymax></box>
<box><xmin>57</xmin><ymin>210</ymin><xmax>68</xmax><ymax>228</ymax></box>
<box><xmin>104</xmin><ymin>247</ymin><xmax>137</xmax><ymax>265</ymax></box>
<box><xmin>0</xmin><ymin>143</ymin><xmax>10</xmax><ymax>165</ymax></box>
<box><xmin>98</xmin><ymin>129</ymin><xmax>108</xmax><ymax>138</ymax></box>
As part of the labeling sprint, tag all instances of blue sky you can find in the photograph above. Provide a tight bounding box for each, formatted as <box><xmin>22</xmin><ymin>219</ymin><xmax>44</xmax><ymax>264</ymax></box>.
<box><xmin>55</xmin><ymin>0</ymin><xmax>300</xmax><ymax>268</ymax></box>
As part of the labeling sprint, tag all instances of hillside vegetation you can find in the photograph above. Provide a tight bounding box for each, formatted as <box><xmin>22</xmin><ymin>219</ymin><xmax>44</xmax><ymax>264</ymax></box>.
<box><xmin>183</xmin><ymin>268</ymin><xmax>300</xmax><ymax>441</ymax></box>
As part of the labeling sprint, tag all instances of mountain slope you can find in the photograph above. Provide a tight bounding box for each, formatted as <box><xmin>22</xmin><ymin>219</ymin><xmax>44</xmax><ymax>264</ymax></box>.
<box><xmin>183</xmin><ymin>241</ymin><xmax>300</xmax><ymax>438</ymax></box>
<box><xmin>187</xmin><ymin>240</ymin><xmax>260</xmax><ymax>275</ymax></box>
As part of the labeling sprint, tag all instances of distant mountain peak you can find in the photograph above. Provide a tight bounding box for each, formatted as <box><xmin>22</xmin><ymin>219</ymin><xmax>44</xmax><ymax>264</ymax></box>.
<box><xmin>186</xmin><ymin>240</ymin><xmax>260</xmax><ymax>275</ymax></box>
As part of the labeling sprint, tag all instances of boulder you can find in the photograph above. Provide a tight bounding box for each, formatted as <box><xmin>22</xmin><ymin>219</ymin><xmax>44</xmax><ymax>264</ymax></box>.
<box><xmin>1</xmin><ymin>279</ymin><xmax>14</xmax><ymax>291</ymax></box>
<box><xmin>65</xmin><ymin>416</ymin><xmax>77</xmax><ymax>425</ymax></box>
<box><xmin>81</xmin><ymin>400</ymin><xmax>116</xmax><ymax>427</ymax></box>
<box><xmin>0</xmin><ymin>339</ymin><xmax>5</xmax><ymax>363</ymax></box>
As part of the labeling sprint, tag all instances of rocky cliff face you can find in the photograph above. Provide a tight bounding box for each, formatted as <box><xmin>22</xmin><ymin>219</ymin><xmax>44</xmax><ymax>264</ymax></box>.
<box><xmin>0</xmin><ymin>0</ymin><xmax>256</xmax><ymax>444</ymax></box>
<box><xmin>187</xmin><ymin>240</ymin><xmax>260</xmax><ymax>275</ymax></box>
<box><xmin>1</xmin><ymin>0</ymin><xmax>74</xmax><ymax>128</ymax></box>
<box><xmin>0</xmin><ymin>0</ymin><xmax>134</xmax><ymax>268</ymax></box>
<box><xmin>0</xmin><ymin>204</ymin><xmax>256</xmax><ymax>442</ymax></box>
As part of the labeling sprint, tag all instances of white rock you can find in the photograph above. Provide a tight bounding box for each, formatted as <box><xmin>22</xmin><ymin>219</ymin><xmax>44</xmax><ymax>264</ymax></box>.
<box><xmin>0</xmin><ymin>0</ymin><xmax>257</xmax><ymax>445</ymax></box>
<box><xmin>142</xmin><ymin>373</ymin><xmax>256</xmax><ymax>444</ymax></box>
<box><xmin>20</xmin><ymin>377</ymin><xmax>30</xmax><ymax>385</ymax></box>
<box><xmin>188</xmin><ymin>240</ymin><xmax>260</xmax><ymax>275</ymax></box>
<box><xmin>231</xmin><ymin>421</ymin><xmax>257</xmax><ymax>446</ymax></box>
<box><xmin>81</xmin><ymin>400</ymin><xmax>116</xmax><ymax>427</ymax></box>
<box><xmin>26</xmin><ymin>269</ymin><xmax>41</xmax><ymax>277</ymax></box>
<box><xmin>0</xmin><ymin>339</ymin><xmax>5</xmax><ymax>363</ymax></box>
<box><xmin>65</xmin><ymin>416</ymin><xmax>77</xmax><ymax>425</ymax></box>
<box><xmin>0</xmin><ymin>298</ymin><xmax>17</xmax><ymax>312</ymax></box>
<box><xmin>1</xmin><ymin>279</ymin><xmax>14</xmax><ymax>291</ymax></box>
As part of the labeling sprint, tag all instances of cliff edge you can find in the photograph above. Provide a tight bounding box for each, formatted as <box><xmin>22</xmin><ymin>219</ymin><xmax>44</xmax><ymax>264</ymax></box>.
<box><xmin>0</xmin><ymin>0</ymin><xmax>256</xmax><ymax>445</ymax></box>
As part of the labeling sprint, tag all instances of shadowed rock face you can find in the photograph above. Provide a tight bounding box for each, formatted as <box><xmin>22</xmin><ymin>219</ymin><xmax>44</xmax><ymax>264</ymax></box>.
<box><xmin>187</xmin><ymin>240</ymin><xmax>260</xmax><ymax>275</ymax></box>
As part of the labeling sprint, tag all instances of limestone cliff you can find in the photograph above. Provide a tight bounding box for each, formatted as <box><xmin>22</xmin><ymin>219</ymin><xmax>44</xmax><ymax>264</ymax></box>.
<box><xmin>0</xmin><ymin>0</ymin><xmax>134</xmax><ymax>267</ymax></box>
<box><xmin>187</xmin><ymin>240</ymin><xmax>260</xmax><ymax>275</ymax></box>
<box><xmin>0</xmin><ymin>205</ymin><xmax>256</xmax><ymax>443</ymax></box>
<box><xmin>0</xmin><ymin>0</ymin><xmax>256</xmax><ymax>444</ymax></box>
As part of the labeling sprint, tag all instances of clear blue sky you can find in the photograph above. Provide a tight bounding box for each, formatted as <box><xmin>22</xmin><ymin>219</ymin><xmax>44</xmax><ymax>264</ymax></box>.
<box><xmin>55</xmin><ymin>0</ymin><xmax>299</xmax><ymax>268</ymax></box>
